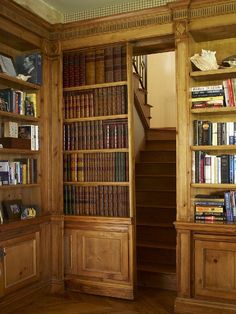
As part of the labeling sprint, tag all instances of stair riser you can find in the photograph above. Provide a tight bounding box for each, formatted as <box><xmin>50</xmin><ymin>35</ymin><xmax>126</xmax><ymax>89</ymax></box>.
<box><xmin>140</xmin><ymin>151</ymin><xmax>176</xmax><ymax>162</ymax></box>
<box><xmin>145</xmin><ymin>141</ymin><xmax>176</xmax><ymax>151</ymax></box>
<box><xmin>138</xmin><ymin>271</ymin><xmax>176</xmax><ymax>291</ymax></box>
<box><xmin>136</xmin><ymin>163</ymin><xmax>176</xmax><ymax>175</ymax></box>
<box><xmin>137</xmin><ymin>247</ymin><xmax>176</xmax><ymax>266</ymax></box>
<box><xmin>136</xmin><ymin>225</ymin><xmax>176</xmax><ymax>246</ymax></box>
<box><xmin>136</xmin><ymin>191</ymin><xmax>176</xmax><ymax>206</ymax></box>
<box><xmin>136</xmin><ymin>207</ymin><xmax>176</xmax><ymax>224</ymax></box>
<box><xmin>136</xmin><ymin>176</ymin><xmax>176</xmax><ymax>190</ymax></box>
<box><xmin>146</xmin><ymin>130</ymin><xmax>176</xmax><ymax>141</ymax></box>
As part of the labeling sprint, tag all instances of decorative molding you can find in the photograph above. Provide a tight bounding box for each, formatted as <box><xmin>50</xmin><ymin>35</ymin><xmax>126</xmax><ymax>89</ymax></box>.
<box><xmin>175</xmin><ymin>20</ymin><xmax>188</xmax><ymax>40</ymax></box>
<box><xmin>13</xmin><ymin>0</ymin><xmax>63</xmax><ymax>24</ymax></box>
<box><xmin>189</xmin><ymin>1</ymin><xmax>236</xmax><ymax>19</ymax></box>
<box><xmin>42</xmin><ymin>39</ymin><xmax>61</xmax><ymax>57</ymax></box>
<box><xmin>0</xmin><ymin>0</ymin><xmax>51</xmax><ymax>40</ymax></box>
<box><xmin>51</xmin><ymin>10</ymin><xmax>173</xmax><ymax>41</ymax></box>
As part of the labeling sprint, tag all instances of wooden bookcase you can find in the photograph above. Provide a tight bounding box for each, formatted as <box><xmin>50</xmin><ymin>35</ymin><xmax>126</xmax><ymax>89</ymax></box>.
<box><xmin>175</xmin><ymin>17</ymin><xmax>236</xmax><ymax>314</ymax></box>
<box><xmin>62</xmin><ymin>43</ymin><xmax>135</xmax><ymax>299</ymax></box>
<box><xmin>0</xmin><ymin>11</ymin><xmax>52</xmax><ymax>311</ymax></box>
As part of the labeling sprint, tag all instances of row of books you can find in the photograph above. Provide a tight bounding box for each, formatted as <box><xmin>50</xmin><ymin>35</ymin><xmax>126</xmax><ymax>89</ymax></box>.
<box><xmin>63</xmin><ymin>45</ymin><xmax>127</xmax><ymax>87</ymax></box>
<box><xmin>63</xmin><ymin>85</ymin><xmax>127</xmax><ymax>119</ymax></box>
<box><xmin>64</xmin><ymin>185</ymin><xmax>129</xmax><ymax>217</ymax></box>
<box><xmin>194</xmin><ymin>192</ymin><xmax>236</xmax><ymax>222</ymax></box>
<box><xmin>63</xmin><ymin>152</ymin><xmax>128</xmax><ymax>182</ymax></box>
<box><xmin>190</xmin><ymin>80</ymin><xmax>236</xmax><ymax>108</ymax></box>
<box><xmin>64</xmin><ymin>119</ymin><xmax>128</xmax><ymax>151</ymax></box>
<box><xmin>193</xmin><ymin>151</ymin><xmax>236</xmax><ymax>184</ymax></box>
<box><xmin>0</xmin><ymin>88</ymin><xmax>37</xmax><ymax>117</ymax></box>
<box><xmin>0</xmin><ymin>158</ymin><xmax>37</xmax><ymax>185</ymax></box>
<box><xmin>193</xmin><ymin>120</ymin><xmax>236</xmax><ymax>145</ymax></box>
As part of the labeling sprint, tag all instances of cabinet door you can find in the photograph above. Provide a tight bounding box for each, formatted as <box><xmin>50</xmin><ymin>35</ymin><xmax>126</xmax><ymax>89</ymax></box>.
<box><xmin>65</xmin><ymin>221</ymin><xmax>134</xmax><ymax>299</ymax></box>
<box><xmin>194</xmin><ymin>234</ymin><xmax>236</xmax><ymax>301</ymax></box>
<box><xmin>0</xmin><ymin>232</ymin><xmax>40</xmax><ymax>296</ymax></box>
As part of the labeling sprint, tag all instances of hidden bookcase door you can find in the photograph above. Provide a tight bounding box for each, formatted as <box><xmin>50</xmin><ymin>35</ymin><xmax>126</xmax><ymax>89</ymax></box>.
<box><xmin>175</xmin><ymin>22</ymin><xmax>236</xmax><ymax>314</ymax></box>
<box><xmin>62</xmin><ymin>43</ymin><xmax>135</xmax><ymax>299</ymax></box>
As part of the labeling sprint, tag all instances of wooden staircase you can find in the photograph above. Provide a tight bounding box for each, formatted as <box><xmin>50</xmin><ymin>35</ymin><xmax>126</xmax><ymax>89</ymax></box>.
<box><xmin>136</xmin><ymin>128</ymin><xmax>177</xmax><ymax>291</ymax></box>
<box><xmin>133</xmin><ymin>72</ymin><xmax>152</xmax><ymax>128</ymax></box>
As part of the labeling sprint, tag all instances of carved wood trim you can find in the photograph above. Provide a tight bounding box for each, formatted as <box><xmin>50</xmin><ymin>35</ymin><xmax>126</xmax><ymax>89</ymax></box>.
<box><xmin>50</xmin><ymin>7</ymin><xmax>173</xmax><ymax>41</ymax></box>
<box><xmin>189</xmin><ymin>0</ymin><xmax>236</xmax><ymax>19</ymax></box>
<box><xmin>0</xmin><ymin>0</ymin><xmax>52</xmax><ymax>40</ymax></box>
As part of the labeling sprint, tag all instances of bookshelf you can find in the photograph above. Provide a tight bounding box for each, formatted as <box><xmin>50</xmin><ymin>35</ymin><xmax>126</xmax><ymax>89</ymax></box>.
<box><xmin>0</xmin><ymin>74</ymin><xmax>41</xmax><ymax>211</ymax></box>
<box><xmin>175</xmin><ymin>16</ymin><xmax>236</xmax><ymax>313</ymax></box>
<box><xmin>0</xmin><ymin>7</ymin><xmax>53</xmax><ymax>307</ymax></box>
<box><xmin>62</xmin><ymin>43</ymin><xmax>135</xmax><ymax>299</ymax></box>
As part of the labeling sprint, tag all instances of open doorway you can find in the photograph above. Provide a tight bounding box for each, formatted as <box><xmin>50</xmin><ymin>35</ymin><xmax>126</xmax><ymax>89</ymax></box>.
<box><xmin>133</xmin><ymin>44</ymin><xmax>177</xmax><ymax>291</ymax></box>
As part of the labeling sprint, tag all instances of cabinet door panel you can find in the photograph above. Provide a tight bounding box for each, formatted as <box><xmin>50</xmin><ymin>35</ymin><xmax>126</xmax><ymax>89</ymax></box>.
<box><xmin>77</xmin><ymin>230</ymin><xmax>129</xmax><ymax>281</ymax></box>
<box><xmin>2</xmin><ymin>232</ymin><xmax>40</xmax><ymax>295</ymax></box>
<box><xmin>195</xmin><ymin>236</ymin><xmax>236</xmax><ymax>300</ymax></box>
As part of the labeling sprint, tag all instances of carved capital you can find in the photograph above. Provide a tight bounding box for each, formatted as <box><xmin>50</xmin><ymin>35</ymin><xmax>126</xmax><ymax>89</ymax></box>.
<box><xmin>174</xmin><ymin>20</ymin><xmax>188</xmax><ymax>40</ymax></box>
<box><xmin>42</xmin><ymin>39</ymin><xmax>61</xmax><ymax>57</ymax></box>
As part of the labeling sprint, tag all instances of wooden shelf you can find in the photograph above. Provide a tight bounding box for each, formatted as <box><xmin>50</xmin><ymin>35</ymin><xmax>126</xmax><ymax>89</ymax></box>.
<box><xmin>64</xmin><ymin>215</ymin><xmax>133</xmax><ymax>225</ymax></box>
<box><xmin>0</xmin><ymin>184</ymin><xmax>39</xmax><ymax>189</ymax></box>
<box><xmin>191</xmin><ymin>107</ymin><xmax>236</xmax><ymax>115</ymax></box>
<box><xmin>63</xmin><ymin>148</ymin><xmax>129</xmax><ymax>154</ymax></box>
<box><xmin>0</xmin><ymin>73</ymin><xmax>40</xmax><ymax>90</ymax></box>
<box><xmin>191</xmin><ymin>183</ymin><xmax>236</xmax><ymax>189</ymax></box>
<box><xmin>64</xmin><ymin>114</ymin><xmax>128</xmax><ymax>123</ymax></box>
<box><xmin>190</xmin><ymin>67</ymin><xmax>236</xmax><ymax>81</ymax></box>
<box><xmin>64</xmin><ymin>181</ymin><xmax>129</xmax><ymax>186</ymax></box>
<box><xmin>0</xmin><ymin>148</ymin><xmax>40</xmax><ymax>154</ymax></box>
<box><xmin>191</xmin><ymin>145</ymin><xmax>236</xmax><ymax>152</ymax></box>
<box><xmin>0</xmin><ymin>110</ymin><xmax>39</xmax><ymax>122</ymax></box>
<box><xmin>63</xmin><ymin>80</ymin><xmax>127</xmax><ymax>92</ymax></box>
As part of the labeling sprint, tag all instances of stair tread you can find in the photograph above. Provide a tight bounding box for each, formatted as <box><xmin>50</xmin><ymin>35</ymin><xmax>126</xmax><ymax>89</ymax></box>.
<box><xmin>136</xmin><ymin>161</ymin><xmax>176</xmax><ymax>164</ymax></box>
<box><xmin>137</xmin><ymin>241</ymin><xmax>176</xmax><ymax>250</ymax></box>
<box><xmin>136</xmin><ymin>204</ymin><xmax>176</xmax><ymax>208</ymax></box>
<box><xmin>136</xmin><ymin>174</ymin><xmax>176</xmax><ymax>177</ymax></box>
<box><xmin>137</xmin><ymin>263</ymin><xmax>176</xmax><ymax>274</ymax></box>
<box><xmin>137</xmin><ymin>222</ymin><xmax>174</xmax><ymax>228</ymax></box>
<box><xmin>136</xmin><ymin>188</ymin><xmax>176</xmax><ymax>192</ymax></box>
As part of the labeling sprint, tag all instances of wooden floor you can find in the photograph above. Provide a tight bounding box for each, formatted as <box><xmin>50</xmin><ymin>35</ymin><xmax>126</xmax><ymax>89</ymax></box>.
<box><xmin>13</xmin><ymin>288</ymin><xmax>176</xmax><ymax>314</ymax></box>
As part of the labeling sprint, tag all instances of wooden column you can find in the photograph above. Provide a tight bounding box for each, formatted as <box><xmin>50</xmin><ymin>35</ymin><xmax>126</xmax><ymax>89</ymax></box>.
<box><xmin>174</xmin><ymin>18</ymin><xmax>191</xmax><ymax>222</ymax></box>
<box><xmin>42</xmin><ymin>39</ymin><xmax>64</xmax><ymax>292</ymax></box>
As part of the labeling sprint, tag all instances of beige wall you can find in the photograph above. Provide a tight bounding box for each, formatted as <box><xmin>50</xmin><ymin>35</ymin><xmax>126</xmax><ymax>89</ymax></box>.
<box><xmin>147</xmin><ymin>51</ymin><xmax>176</xmax><ymax>128</ymax></box>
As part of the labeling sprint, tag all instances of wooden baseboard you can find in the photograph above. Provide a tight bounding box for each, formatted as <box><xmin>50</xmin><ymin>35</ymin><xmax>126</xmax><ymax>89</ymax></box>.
<box><xmin>65</xmin><ymin>278</ymin><xmax>134</xmax><ymax>300</ymax></box>
<box><xmin>175</xmin><ymin>297</ymin><xmax>236</xmax><ymax>314</ymax></box>
<box><xmin>50</xmin><ymin>279</ymin><xmax>65</xmax><ymax>294</ymax></box>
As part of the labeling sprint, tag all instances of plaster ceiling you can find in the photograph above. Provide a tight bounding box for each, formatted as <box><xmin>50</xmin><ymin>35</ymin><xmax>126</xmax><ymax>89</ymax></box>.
<box><xmin>42</xmin><ymin>0</ymin><xmax>133</xmax><ymax>13</ymax></box>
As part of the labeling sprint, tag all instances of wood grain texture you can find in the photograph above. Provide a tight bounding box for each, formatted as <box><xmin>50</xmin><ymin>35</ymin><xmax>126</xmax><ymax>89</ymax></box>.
<box><xmin>10</xmin><ymin>287</ymin><xmax>176</xmax><ymax>314</ymax></box>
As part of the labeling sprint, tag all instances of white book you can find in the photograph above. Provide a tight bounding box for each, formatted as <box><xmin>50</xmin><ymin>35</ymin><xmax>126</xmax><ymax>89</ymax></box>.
<box><xmin>0</xmin><ymin>55</ymin><xmax>16</xmax><ymax>77</ymax></box>
<box><xmin>212</xmin><ymin>122</ymin><xmax>217</xmax><ymax>146</ymax></box>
